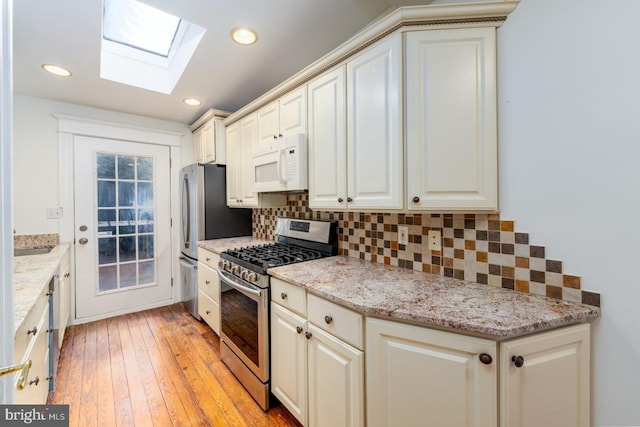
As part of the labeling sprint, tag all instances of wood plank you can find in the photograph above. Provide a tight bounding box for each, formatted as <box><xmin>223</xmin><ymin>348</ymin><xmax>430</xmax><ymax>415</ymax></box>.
<box><xmin>114</xmin><ymin>396</ymin><xmax>135</xmax><ymax>427</ymax></box>
<box><xmin>64</xmin><ymin>323</ymin><xmax>86</xmax><ymax>427</ymax></box>
<box><xmin>79</xmin><ymin>321</ymin><xmax>98</xmax><ymax>427</ymax></box>
<box><xmin>96</xmin><ymin>319</ymin><xmax>116</xmax><ymax>427</ymax></box>
<box><xmin>116</xmin><ymin>314</ymin><xmax>153</xmax><ymax>427</ymax></box>
<box><xmin>125</xmin><ymin>311</ymin><xmax>173</xmax><ymax>427</ymax></box>
<box><xmin>107</xmin><ymin>317</ymin><xmax>129</xmax><ymax>403</ymax></box>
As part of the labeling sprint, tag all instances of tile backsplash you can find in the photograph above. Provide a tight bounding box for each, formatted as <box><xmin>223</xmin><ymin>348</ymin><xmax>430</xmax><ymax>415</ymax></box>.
<box><xmin>253</xmin><ymin>194</ymin><xmax>601</xmax><ymax>307</ymax></box>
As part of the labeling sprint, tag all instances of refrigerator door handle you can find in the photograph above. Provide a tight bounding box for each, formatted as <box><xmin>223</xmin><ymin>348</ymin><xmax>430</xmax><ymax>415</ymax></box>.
<box><xmin>181</xmin><ymin>174</ymin><xmax>191</xmax><ymax>249</ymax></box>
<box><xmin>179</xmin><ymin>256</ymin><xmax>198</xmax><ymax>270</ymax></box>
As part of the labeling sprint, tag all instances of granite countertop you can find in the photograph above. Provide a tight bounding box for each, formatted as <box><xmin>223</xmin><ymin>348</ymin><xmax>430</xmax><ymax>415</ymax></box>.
<box><xmin>198</xmin><ymin>236</ymin><xmax>273</xmax><ymax>254</ymax></box>
<box><xmin>268</xmin><ymin>256</ymin><xmax>601</xmax><ymax>340</ymax></box>
<box><xmin>13</xmin><ymin>243</ymin><xmax>70</xmax><ymax>336</ymax></box>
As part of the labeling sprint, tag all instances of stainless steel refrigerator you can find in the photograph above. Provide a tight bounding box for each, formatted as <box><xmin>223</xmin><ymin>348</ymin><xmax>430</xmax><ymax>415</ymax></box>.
<box><xmin>179</xmin><ymin>164</ymin><xmax>252</xmax><ymax>319</ymax></box>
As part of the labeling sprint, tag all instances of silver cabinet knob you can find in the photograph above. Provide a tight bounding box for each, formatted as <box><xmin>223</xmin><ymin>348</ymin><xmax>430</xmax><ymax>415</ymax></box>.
<box><xmin>78</xmin><ymin>238</ymin><xmax>88</xmax><ymax>245</ymax></box>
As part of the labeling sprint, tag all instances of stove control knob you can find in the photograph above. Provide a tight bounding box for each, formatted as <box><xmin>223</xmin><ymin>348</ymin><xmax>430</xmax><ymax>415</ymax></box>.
<box><xmin>240</xmin><ymin>269</ymin><xmax>248</xmax><ymax>280</ymax></box>
<box><xmin>231</xmin><ymin>265</ymin><xmax>240</xmax><ymax>275</ymax></box>
<box><xmin>248</xmin><ymin>272</ymin><xmax>258</xmax><ymax>283</ymax></box>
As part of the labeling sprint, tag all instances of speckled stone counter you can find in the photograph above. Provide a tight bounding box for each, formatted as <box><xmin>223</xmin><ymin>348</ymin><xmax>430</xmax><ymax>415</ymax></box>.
<box><xmin>13</xmin><ymin>243</ymin><xmax>70</xmax><ymax>336</ymax></box>
<box><xmin>268</xmin><ymin>256</ymin><xmax>601</xmax><ymax>340</ymax></box>
<box><xmin>198</xmin><ymin>236</ymin><xmax>273</xmax><ymax>254</ymax></box>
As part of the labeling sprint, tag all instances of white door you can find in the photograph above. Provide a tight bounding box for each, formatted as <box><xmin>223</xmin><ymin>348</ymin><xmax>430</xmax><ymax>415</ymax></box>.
<box><xmin>74</xmin><ymin>136</ymin><xmax>172</xmax><ymax>321</ymax></box>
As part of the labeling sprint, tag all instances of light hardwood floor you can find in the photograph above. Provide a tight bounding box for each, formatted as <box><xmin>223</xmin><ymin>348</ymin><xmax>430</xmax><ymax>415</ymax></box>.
<box><xmin>48</xmin><ymin>303</ymin><xmax>302</xmax><ymax>427</ymax></box>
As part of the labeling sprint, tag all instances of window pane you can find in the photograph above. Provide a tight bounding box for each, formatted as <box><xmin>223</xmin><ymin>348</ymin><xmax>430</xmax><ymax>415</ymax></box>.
<box><xmin>97</xmin><ymin>153</ymin><xmax>116</xmax><ymax>179</ymax></box>
<box><xmin>99</xmin><ymin>265</ymin><xmax>118</xmax><ymax>292</ymax></box>
<box><xmin>137</xmin><ymin>182</ymin><xmax>153</xmax><ymax>207</ymax></box>
<box><xmin>118</xmin><ymin>155</ymin><xmax>135</xmax><ymax>179</ymax></box>
<box><xmin>98</xmin><ymin>181</ymin><xmax>116</xmax><ymax>207</ymax></box>
<box><xmin>137</xmin><ymin>157</ymin><xmax>153</xmax><ymax>181</ymax></box>
<box><xmin>120</xmin><ymin>263</ymin><xmax>137</xmax><ymax>288</ymax></box>
<box><xmin>139</xmin><ymin>261</ymin><xmax>155</xmax><ymax>284</ymax></box>
<box><xmin>118</xmin><ymin>209</ymin><xmax>136</xmax><ymax>234</ymax></box>
<box><xmin>98</xmin><ymin>209</ymin><xmax>116</xmax><ymax>235</ymax></box>
<box><xmin>99</xmin><ymin>238</ymin><xmax>117</xmax><ymax>265</ymax></box>
<box><xmin>103</xmin><ymin>0</ymin><xmax>181</xmax><ymax>57</ymax></box>
<box><xmin>119</xmin><ymin>236</ymin><xmax>136</xmax><ymax>262</ymax></box>
<box><xmin>138</xmin><ymin>235</ymin><xmax>154</xmax><ymax>260</ymax></box>
<box><xmin>118</xmin><ymin>182</ymin><xmax>135</xmax><ymax>207</ymax></box>
<box><xmin>138</xmin><ymin>209</ymin><xmax>154</xmax><ymax>233</ymax></box>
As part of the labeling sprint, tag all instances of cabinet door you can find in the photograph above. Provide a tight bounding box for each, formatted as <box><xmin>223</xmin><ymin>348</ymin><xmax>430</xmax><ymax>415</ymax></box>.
<box><xmin>406</xmin><ymin>28</ymin><xmax>498</xmax><ymax>210</ymax></box>
<box><xmin>201</xmin><ymin>120</ymin><xmax>215</xmax><ymax>164</ymax></box>
<box><xmin>347</xmin><ymin>33</ymin><xmax>403</xmax><ymax>210</ymax></box>
<box><xmin>271</xmin><ymin>302</ymin><xmax>308</xmax><ymax>426</ymax></box>
<box><xmin>58</xmin><ymin>251</ymin><xmax>70</xmax><ymax>348</ymax></box>
<box><xmin>307</xmin><ymin>324</ymin><xmax>364</xmax><ymax>427</ymax></box>
<box><xmin>366</xmin><ymin>318</ymin><xmax>497</xmax><ymax>427</ymax></box>
<box><xmin>280</xmin><ymin>87</ymin><xmax>307</xmax><ymax>137</ymax></box>
<box><xmin>225</xmin><ymin>122</ymin><xmax>242</xmax><ymax>207</ymax></box>
<box><xmin>500</xmin><ymin>323</ymin><xmax>590</xmax><ymax>427</ymax></box>
<box><xmin>193</xmin><ymin>126</ymin><xmax>204</xmax><ymax>164</ymax></box>
<box><xmin>256</xmin><ymin>101</ymin><xmax>280</xmax><ymax>153</ymax></box>
<box><xmin>308</xmin><ymin>66</ymin><xmax>347</xmax><ymax>210</ymax></box>
<box><xmin>240</xmin><ymin>114</ymin><xmax>259</xmax><ymax>207</ymax></box>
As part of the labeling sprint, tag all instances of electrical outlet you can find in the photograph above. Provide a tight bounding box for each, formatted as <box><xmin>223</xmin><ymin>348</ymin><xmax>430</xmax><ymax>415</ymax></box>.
<box><xmin>428</xmin><ymin>230</ymin><xmax>441</xmax><ymax>251</ymax></box>
<box><xmin>398</xmin><ymin>226</ymin><xmax>408</xmax><ymax>245</ymax></box>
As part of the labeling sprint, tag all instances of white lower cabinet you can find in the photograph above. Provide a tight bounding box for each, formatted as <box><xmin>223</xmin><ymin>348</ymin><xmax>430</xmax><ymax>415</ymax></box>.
<box><xmin>366</xmin><ymin>317</ymin><xmax>497</xmax><ymax>427</ymax></box>
<box><xmin>500</xmin><ymin>323</ymin><xmax>590</xmax><ymax>427</ymax></box>
<box><xmin>270</xmin><ymin>284</ymin><xmax>364</xmax><ymax>427</ymax></box>
<box><xmin>197</xmin><ymin>248</ymin><xmax>221</xmax><ymax>335</ymax></box>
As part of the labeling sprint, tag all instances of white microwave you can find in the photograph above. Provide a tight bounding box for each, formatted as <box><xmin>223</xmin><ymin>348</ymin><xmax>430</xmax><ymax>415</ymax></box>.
<box><xmin>252</xmin><ymin>134</ymin><xmax>308</xmax><ymax>193</ymax></box>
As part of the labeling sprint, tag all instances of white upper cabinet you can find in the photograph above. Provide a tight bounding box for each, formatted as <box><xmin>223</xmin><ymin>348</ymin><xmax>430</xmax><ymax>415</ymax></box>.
<box><xmin>347</xmin><ymin>33</ymin><xmax>403</xmax><ymax>210</ymax></box>
<box><xmin>256</xmin><ymin>86</ymin><xmax>307</xmax><ymax>154</ymax></box>
<box><xmin>307</xmin><ymin>66</ymin><xmax>347</xmax><ymax>209</ymax></box>
<box><xmin>225</xmin><ymin>121</ymin><xmax>242</xmax><ymax>206</ymax></box>
<box><xmin>405</xmin><ymin>27</ymin><xmax>498</xmax><ymax>211</ymax></box>
<box><xmin>192</xmin><ymin>112</ymin><xmax>228</xmax><ymax>165</ymax></box>
<box><xmin>308</xmin><ymin>33</ymin><xmax>403</xmax><ymax>210</ymax></box>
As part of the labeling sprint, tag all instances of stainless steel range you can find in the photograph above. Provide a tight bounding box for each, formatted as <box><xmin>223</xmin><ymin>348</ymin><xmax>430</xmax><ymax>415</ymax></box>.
<box><xmin>217</xmin><ymin>218</ymin><xmax>337</xmax><ymax>410</ymax></box>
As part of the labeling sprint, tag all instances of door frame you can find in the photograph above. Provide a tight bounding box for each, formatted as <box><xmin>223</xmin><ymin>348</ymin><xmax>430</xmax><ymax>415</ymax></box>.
<box><xmin>56</xmin><ymin>114</ymin><xmax>183</xmax><ymax>325</ymax></box>
<box><xmin>0</xmin><ymin>0</ymin><xmax>14</xmax><ymax>404</ymax></box>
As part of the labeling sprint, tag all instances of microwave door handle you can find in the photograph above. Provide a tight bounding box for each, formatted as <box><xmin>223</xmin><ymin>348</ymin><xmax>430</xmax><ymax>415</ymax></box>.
<box><xmin>278</xmin><ymin>148</ymin><xmax>287</xmax><ymax>184</ymax></box>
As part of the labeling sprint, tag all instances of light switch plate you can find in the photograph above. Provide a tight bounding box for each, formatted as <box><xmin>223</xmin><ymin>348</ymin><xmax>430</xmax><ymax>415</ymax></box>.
<box><xmin>398</xmin><ymin>226</ymin><xmax>408</xmax><ymax>245</ymax></box>
<box><xmin>46</xmin><ymin>207</ymin><xmax>63</xmax><ymax>219</ymax></box>
<box><xmin>428</xmin><ymin>230</ymin><xmax>441</xmax><ymax>251</ymax></box>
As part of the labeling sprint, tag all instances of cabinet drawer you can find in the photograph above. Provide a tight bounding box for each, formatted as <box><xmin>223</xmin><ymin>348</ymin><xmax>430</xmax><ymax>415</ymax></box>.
<box><xmin>198</xmin><ymin>263</ymin><xmax>220</xmax><ymax>302</ymax></box>
<box><xmin>15</xmin><ymin>304</ymin><xmax>49</xmax><ymax>404</ymax></box>
<box><xmin>198</xmin><ymin>290</ymin><xmax>220</xmax><ymax>335</ymax></box>
<box><xmin>14</xmin><ymin>287</ymin><xmax>49</xmax><ymax>364</ymax></box>
<box><xmin>272</xmin><ymin>277</ymin><xmax>306</xmax><ymax>317</ymax></box>
<box><xmin>307</xmin><ymin>294</ymin><xmax>363</xmax><ymax>350</ymax></box>
<box><xmin>198</xmin><ymin>247</ymin><xmax>220</xmax><ymax>270</ymax></box>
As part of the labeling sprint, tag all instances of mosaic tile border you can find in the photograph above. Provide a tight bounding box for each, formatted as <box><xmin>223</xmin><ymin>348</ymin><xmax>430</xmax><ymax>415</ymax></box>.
<box><xmin>253</xmin><ymin>194</ymin><xmax>601</xmax><ymax>307</ymax></box>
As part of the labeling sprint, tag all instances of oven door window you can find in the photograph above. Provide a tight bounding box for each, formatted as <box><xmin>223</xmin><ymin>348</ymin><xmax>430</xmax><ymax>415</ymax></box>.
<box><xmin>221</xmin><ymin>287</ymin><xmax>259</xmax><ymax>366</ymax></box>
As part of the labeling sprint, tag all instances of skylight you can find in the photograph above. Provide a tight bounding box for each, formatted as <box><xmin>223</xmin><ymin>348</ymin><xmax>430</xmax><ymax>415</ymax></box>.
<box><xmin>100</xmin><ymin>0</ymin><xmax>206</xmax><ymax>95</ymax></box>
<box><xmin>103</xmin><ymin>0</ymin><xmax>181</xmax><ymax>57</ymax></box>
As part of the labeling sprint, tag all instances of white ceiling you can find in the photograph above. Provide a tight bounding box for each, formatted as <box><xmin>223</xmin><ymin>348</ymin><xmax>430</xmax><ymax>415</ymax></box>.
<box><xmin>14</xmin><ymin>0</ymin><xmax>433</xmax><ymax>125</ymax></box>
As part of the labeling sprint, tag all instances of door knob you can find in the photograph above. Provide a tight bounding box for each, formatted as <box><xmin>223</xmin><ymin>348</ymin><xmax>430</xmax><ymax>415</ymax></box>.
<box><xmin>78</xmin><ymin>238</ymin><xmax>88</xmax><ymax>245</ymax></box>
<box><xmin>79</xmin><ymin>225</ymin><xmax>88</xmax><ymax>231</ymax></box>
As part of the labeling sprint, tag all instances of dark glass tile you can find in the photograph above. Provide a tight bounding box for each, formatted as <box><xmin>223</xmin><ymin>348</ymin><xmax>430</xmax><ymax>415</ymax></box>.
<box><xmin>414</xmin><ymin>235</ymin><xmax>422</xmax><ymax>244</ymax></box>
<box><xmin>391</xmin><ymin>224</ymin><xmax>398</xmax><ymax>233</ymax></box>
<box><xmin>444</xmin><ymin>267</ymin><xmax>454</xmax><ymax>277</ymax></box>
<box><xmin>444</xmin><ymin>217</ymin><xmax>453</xmax><ymax>227</ymax></box>
<box><xmin>582</xmin><ymin>291</ymin><xmax>601</xmax><ymax>307</ymax></box>
<box><xmin>530</xmin><ymin>246</ymin><xmax>545</xmax><ymax>258</ymax></box>
<box><xmin>546</xmin><ymin>260</ymin><xmax>562</xmax><ymax>273</ymax></box>
<box><xmin>431</xmin><ymin>256</ymin><xmax>441</xmax><ymax>265</ymax></box>
<box><xmin>454</xmin><ymin>269</ymin><xmax>465</xmax><ymax>280</ymax></box>
<box><xmin>502</xmin><ymin>266</ymin><xmax>515</xmax><ymax>279</ymax></box>
<box><xmin>378</xmin><ymin>247</ymin><xmax>384</xmax><ymax>255</ymax></box>
<box><xmin>476</xmin><ymin>230</ymin><xmax>488</xmax><ymax>241</ymax></box>
<box><xmin>546</xmin><ymin>285</ymin><xmax>562</xmax><ymax>299</ymax></box>
<box><xmin>405</xmin><ymin>261</ymin><xmax>414</xmax><ymax>270</ymax></box>
<box><xmin>489</xmin><ymin>264</ymin><xmax>501</xmax><ymax>275</ymax></box>
<box><xmin>501</xmin><ymin>243</ymin><xmax>515</xmax><ymax>255</ymax></box>
<box><xmin>464</xmin><ymin>219</ymin><xmax>476</xmax><ymax>229</ymax></box>
<box><xmin>489</xmin><ymin>242</ymin><xmax>501</xmax><ymax>253</ymax></box>
<box><xmin>454</xmin><ymin>229</ymin><xmax>464</xmax><ymax>239</ymax></box>
<box><xmin>391</xmin><ymin>250</ymin><xmax>398</xmax><ymax>257</ymax></box>
<box><xmin>414</xmin><ymin>253</ymin><xmax>422</xmax><ymax>262</ymax></box>
<box><xmin>530</xmin><ymin>270</ymin><xmax>546</xmax><ymax>283</ymax></box>
<box><xmin>488</xmin><ymin>220</ymin><xmax>501</xmax><ymax>231</ymax></box>
<box><xmin>454</xmin><ymin>249</ymin><xmax>464</xmax><ymax>259</ymax></box>
<box><xmin>398</xmin><ymin>259</ymin><xmax>406</xmax><ymax>268</ymax></box>
<box><xmin>406</xmin><ymin>217</ymin><xmax>413</xmax><ymax>225</ymax></box>
<box><xmin>488</xmin><ymin>231</ymin><xmax>501</xmax><ymax>242</ymax></box>
<box><xmin>477</xmin><ymin>273</ymin><xmax>488</xmax><ymax>284</ymax></box>
<box><xmin>502</xmin><ymin>278</ymin><xmax>515</xmax><ymax>290</ymax></box>
<box><xmin>515</xmin><ymin>232</ymin><xmax>529</xmax><ymax>244</ymax></box>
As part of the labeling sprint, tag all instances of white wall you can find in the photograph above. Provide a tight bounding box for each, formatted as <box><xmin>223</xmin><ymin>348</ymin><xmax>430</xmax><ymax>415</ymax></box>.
<box><xmin>13</xmin><ymin>94</ymin><xmax>194</xmax><ymax>235</ymax></box>
<box><xmin>496</xmin><ymin>0</ymin><xmax>640</xmax><ymax>425</ymax></box>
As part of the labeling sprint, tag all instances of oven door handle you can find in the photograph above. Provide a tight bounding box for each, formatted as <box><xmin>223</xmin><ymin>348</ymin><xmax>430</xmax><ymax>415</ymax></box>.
<box><xmin>217</xmin><ymin>269</ymin><xmax>262</xmax><ymax>298</ymax></box>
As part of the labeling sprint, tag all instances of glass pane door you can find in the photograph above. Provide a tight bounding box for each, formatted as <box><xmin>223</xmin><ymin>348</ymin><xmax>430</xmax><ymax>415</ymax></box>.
<box><xmin>96</xmin><ymin>152</ymin><xmax>156</xmax><ymax>293</ymax></box>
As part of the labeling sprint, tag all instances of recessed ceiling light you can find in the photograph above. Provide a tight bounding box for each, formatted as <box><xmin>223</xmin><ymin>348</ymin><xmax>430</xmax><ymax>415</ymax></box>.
<box><xmin>231</xmin><ymin>27</ymin><xmax>258</xmax><ymax>45</ymax></box>
<box><xmin>42</xmin><ymin>64</ymin><xmax>72</xmax><ymax>77</ymax></box>
<box><xmin>183</xmin><ymin>98</ymin><xmax>201</xmax><ymax>106</ymax></box>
